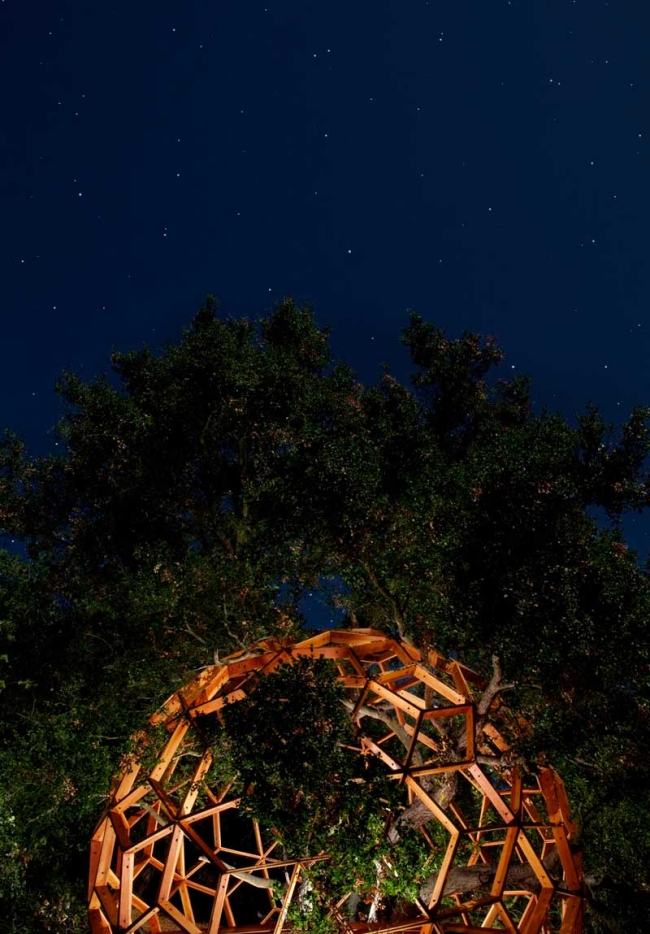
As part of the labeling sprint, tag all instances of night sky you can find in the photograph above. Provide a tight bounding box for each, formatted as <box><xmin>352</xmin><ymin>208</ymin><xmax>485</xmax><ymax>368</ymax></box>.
<box><xmin>1</xmin><ymin>1</ymin><xmax>650</xmax><ymax>558</ymax></box>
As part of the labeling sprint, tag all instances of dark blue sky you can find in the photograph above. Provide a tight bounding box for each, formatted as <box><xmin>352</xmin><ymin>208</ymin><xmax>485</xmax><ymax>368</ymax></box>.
<box><xmin>1</xmin><ymin>0</ymin><xmax>649</xmax><ymax>557</ymax></box>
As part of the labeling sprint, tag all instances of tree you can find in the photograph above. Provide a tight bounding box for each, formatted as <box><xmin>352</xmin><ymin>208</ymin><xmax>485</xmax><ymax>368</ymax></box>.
<box><xmin>0</xmin><ymin>298</ymin><xmax>648</xmax><ymax>931</ymax></box>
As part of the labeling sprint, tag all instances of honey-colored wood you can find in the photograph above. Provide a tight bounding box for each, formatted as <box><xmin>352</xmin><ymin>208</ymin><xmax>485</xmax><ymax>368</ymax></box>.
<box><xmin>89</xmin><ymin>629</ymin><xmax>584</xmax><ymax>932</ymax></box>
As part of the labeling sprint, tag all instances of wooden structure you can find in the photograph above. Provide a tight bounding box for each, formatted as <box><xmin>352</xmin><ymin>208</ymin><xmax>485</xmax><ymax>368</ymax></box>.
<box><xmin>89</xmin><ymin>629</ymin><xmax>584</xmax><ymax>933</ymax></box>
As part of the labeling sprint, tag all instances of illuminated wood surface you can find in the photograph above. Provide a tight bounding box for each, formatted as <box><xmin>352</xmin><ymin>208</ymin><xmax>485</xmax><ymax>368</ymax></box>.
<box><xmin>88</xmin><ymin>629</ymin><xmax>584</xmax><ymax>933</ymax></box>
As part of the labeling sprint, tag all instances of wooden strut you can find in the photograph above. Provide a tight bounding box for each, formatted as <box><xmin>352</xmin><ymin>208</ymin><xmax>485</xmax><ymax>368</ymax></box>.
<box><xmin>88</xmin><ymin>629</ymin><xmax>585</xmax><ymax>933</ymax></box>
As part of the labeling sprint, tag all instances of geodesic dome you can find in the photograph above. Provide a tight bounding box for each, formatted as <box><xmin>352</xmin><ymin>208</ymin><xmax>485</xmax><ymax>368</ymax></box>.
<box><xmin>88</xmin><ymin>629</ymin><xmax>584</xmax><ymax>933</ymax></box>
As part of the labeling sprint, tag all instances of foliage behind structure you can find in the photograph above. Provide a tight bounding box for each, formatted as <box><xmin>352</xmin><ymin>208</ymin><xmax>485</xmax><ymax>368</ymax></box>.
<box><xmin>0</xmin><ymin>298</ymin><xmax>649</xmax><ymax>930</ymax></box>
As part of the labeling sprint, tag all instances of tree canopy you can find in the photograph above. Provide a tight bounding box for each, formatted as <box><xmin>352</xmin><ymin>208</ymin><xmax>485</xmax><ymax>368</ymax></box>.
<box><xmin>0</xmin><ymin>298</ymin><xmax>648</xmax><ymax>931</ymax></box>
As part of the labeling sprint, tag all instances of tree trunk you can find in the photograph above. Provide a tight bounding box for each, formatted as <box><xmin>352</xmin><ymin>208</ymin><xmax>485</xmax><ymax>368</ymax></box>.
<box><xmin>419</xmin><ymin>852</ymin><xmax>560</xmax><ymax>904</ymax></box>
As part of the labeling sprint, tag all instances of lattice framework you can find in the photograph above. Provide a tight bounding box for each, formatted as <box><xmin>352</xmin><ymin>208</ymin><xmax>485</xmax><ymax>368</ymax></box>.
<box><xmin>88</xmin><ymin>629</ymin><xmax>584</xmax><ymax>933</ymax></box>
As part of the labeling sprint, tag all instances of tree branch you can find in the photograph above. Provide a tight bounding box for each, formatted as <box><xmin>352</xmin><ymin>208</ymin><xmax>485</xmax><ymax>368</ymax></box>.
<box><xmin>358</xmin><ymin>558</ymin><xmax>409</xmax><ymax>643</ymax></box>
<box><xmin>341</xmin><ymin>699</ymin><xmax>421</xmax><ymax>764</ymax></box>
<box><xmin>386</xmin><ymin>772</ymin><xmax>458</xmax><ymax>844</ymax></box>
<box><xmin>477</xmin><ymin>655</ymin><xmax>515</xmax><ymax>718</ymax></box>
<box><xmin>183</xmin><ymin>622</ymin><xmax>207</xmax><ymax>645</ymax></box>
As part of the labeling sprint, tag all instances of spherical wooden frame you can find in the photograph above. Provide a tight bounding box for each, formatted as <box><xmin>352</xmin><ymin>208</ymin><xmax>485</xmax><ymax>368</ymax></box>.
<box><xmin>89</xmin><ymin>629</ymin><xmax>584</xmax><ymax>933</ymax></box>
